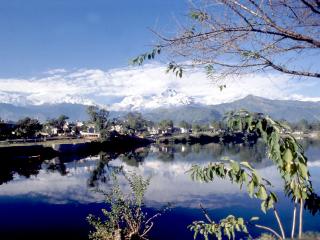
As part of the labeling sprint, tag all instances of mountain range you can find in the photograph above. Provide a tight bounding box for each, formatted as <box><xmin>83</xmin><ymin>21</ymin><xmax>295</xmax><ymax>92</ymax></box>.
<box><xmin>1</xmin><ymin>95</ymin><xmax>319</xmax><ymax>123</ymax></box>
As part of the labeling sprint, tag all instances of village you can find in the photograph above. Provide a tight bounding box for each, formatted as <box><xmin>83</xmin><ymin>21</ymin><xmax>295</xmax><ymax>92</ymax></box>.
<box><xmin>1</xmin><ymin>109</ymin><xmax>320</xmax><ymax>146</ymax></box>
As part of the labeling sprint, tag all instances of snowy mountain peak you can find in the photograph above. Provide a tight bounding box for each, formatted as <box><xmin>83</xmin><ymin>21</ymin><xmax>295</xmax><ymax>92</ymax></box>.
<box><xmin>111</xmin><ymin>89</ymin><xmax>194</xmax><ymax>111</ymax></box>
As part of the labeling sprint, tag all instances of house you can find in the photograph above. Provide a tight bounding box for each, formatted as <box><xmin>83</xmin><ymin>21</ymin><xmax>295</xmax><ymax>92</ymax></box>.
<box><xmin>86</xmin><ymin>124</ymin><xmax>97</xmax><ymax>133</ymax></box>
<box><xmin>110</xmin><ymin>124</ymin><xmax>124</xmax><ymax>133</ymax></box>
<box><xmin>80</xmin><ymin>131</ymin><xmax>100</xmax><ymax>139</ymax></box>
<box><xmin>180</xmin><ymin>127</ymin><xmax>192</xmax><ymax>134</ymax></box>
<box><xmin>148</xmin><ymin>126</ymin><xmax>161</xmax><ymax>135</ymax></box>
<box><xmin>79</xmin><ymin>123</ymin><xmax>100</xmax><ymax>139</ymax></box>
<box><xmin>76</xmin><ymin>121</ymin><xmax>84</xmax><ymax>127</ymax></box>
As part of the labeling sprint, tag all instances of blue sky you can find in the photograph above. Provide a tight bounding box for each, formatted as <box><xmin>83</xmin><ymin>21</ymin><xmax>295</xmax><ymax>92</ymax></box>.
<box><xmin>0</xmin><ymin>0</ymin><xmax>319</xmax><ymax>107</ymax></box>
<box><xmin>0</xmin><ymin>0</ymin><xmax>185</xmax><ymax>77</ymax></box>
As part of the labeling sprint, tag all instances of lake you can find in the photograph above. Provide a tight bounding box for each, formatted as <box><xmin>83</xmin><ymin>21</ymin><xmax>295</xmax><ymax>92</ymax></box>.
<box><xmin>0</xmin><ymin>139</ymin><xmax>320</xmax><ymax>239</ymax></box>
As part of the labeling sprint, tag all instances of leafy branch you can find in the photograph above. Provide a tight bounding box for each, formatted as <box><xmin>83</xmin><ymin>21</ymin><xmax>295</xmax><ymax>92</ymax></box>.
<box><xmin>188</xmin><ymin>110</ymin><xmax>320</xmax><ymax>239</ymax></box>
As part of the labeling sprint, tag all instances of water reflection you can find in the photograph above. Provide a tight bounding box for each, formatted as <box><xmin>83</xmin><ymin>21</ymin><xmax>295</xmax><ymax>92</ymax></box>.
<box><xmin>0</xmin><ymin>140</ymin><xmax>320</xmax><ymax>239</ymax></box>
<box><xmin>0</xmin><ymin>140</ymin><xmax>319</xmax><ymax>205</ymax></box>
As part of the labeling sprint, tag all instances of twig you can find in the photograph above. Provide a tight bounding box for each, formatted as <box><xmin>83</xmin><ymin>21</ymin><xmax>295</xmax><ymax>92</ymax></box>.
<box><xmin>299</xmin><ymin>199</ymin><xmax>304</xmax><ymax>238</ymax></box>
<box><xmin>199</xmin><ymin>203</ymin><xmax>213</xmax><ymax>223</ymax></box>
<box><xmin>291</xmin><ymin>198</ymin><xmax>298</xmax><ymax>239</ymax></box>
<box><xmin>254</xmin><ymin>224</ymin><xmax>283</xmax><ymax>240</ymax></box>
<box><xmin>274</xmin><ymin>208</ymin><xmax>286</xmax><ymax>239</ymax></box>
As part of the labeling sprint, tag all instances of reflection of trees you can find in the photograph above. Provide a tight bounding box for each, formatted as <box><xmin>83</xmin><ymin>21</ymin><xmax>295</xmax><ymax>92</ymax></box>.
<box><xmin>0</xmin><ymin>139</ymin><xmax>317</xmax><ymax>187</ymax></box>
<box><xmin>87</xmin><ymin>152</ymin><xmax>122</xmax><ymax>188</ymax></box>
<box><xmin>45</xmin><ymin>157</ymin><xmax>67</xmax><ymax>176</ymax></box>
<box><xmin>121</xmin><ymin>147</ymin><xmax>149</xmax><ymax>167</ymax></box>
<box><xmin>237</xmin><ymin>141</ymin><xmax>267</xmax><ymax>163</ymax></box>
<box><xmin>191</xmin><ymin>144</ymin><xmax>201</xmax><ymax>154</ymax></box>
<box><xmin>178</xmin><ymin>144</ymin><xmax>192</xmax><ymax>158</ymax></box>
<box><xmin>156</xmin><ymin>145</ymin><xmax>175</xmax><ymax>162</ymax></box>
<box><xmin>0</xmin><ymin>157</ymin><xmax>43</xmax><ymax>185</ymax></box>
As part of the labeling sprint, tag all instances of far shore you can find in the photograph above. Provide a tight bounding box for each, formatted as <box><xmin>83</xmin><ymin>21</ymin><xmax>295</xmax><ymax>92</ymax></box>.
<box><xmin>1</xmin><ymin>130</ymin><xmax>319</xmax><ymax>149</ymax></box>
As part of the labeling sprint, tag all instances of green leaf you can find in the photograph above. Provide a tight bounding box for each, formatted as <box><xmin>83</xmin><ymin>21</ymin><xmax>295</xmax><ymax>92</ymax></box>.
<box><xmin>230</xmin><ymin>161</ymin><xmax>240</xmax><ymax>172</ymax></box>
<box><xmin>256</xmin><ymin>186</ymin><xmax>268</xmax><ymax>200</ymax></box>
<box><xmin>240</xmin><ymin>161</ymin><xmax>254</xmax><ymax>171</ymax></box>
<box><xmin>282</xmin><ymin>148</ymin><xmax>293</xmax><ymax>164</ymax></box>
<box><xmin>247</xmin><ymin>180</ymin><xmax>255</xmax><ymax>197</ymax></box>
<box><xmin>298</xmin><ymin>162</ymin><xmax>309</xmax><ymax>179</ymax></box>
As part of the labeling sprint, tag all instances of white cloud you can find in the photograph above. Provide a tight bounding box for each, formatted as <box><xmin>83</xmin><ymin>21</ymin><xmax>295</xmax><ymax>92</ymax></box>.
<box><xmin>0</xmin><ymin>63</ymin><xmax>319</xmax><ymax>110</ymax></box>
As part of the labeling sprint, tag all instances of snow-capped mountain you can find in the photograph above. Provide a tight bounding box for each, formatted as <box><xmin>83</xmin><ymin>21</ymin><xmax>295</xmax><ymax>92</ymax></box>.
<box><xmin>112</xmin><ymin>88</ymin><xmax>195</xmax><ymax>111</ymax></box>
<box><xmin>0</xmin><ymin>90</ymin><xmax>97</xmax><ymax>107</ymax></box>
<box><xmin>1</xmin><ymin>66</ymin><xmax>320</xmax><ymax>115</ymax></box>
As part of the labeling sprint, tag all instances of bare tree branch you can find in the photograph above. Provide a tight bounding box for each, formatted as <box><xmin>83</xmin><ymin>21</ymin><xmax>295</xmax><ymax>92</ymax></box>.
<box><xmin>152</xmin><ymin>0</ymin><xmax>320</xmax><ymax>80</ymax></box>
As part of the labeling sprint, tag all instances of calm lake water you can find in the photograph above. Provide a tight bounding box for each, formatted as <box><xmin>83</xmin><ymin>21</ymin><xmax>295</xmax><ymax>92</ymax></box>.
<box><xmin>0</xmin><ymin>140</ymin><xmax>320</xmax><ymax>239</ymax></box>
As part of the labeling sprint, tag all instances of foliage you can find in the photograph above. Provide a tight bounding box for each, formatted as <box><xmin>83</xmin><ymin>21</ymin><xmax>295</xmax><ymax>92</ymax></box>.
<box><xmin>44</xmin><ymin>114</ymin><xmax>70</xmax><ymax>134</ymax></box>
<box><xmin>190</xmin><ymin>160</ymin><xmax>277</xmax><ymax>213</ymax></box>
<box><xmin>210</xmin><ymin>120</ymin><xmax>223</xmax><ymax>132</ymax></box>
<box><xmin>158</xmin><ymin>119</ymin><xmax>173</xmax><ymax>131</ymax></box>
<box><xmin>188</xmin><ymin>110</ymin><xmax>320</xmax><ymax>240</ymax></box>
<box><xmin>87</xmin><ymin>106</ymin><xmax>110</xmax><ymax>139</ymax></box>
<box><xmin>165</xmin><ymin>61</ymin><xmax>183</xmax><ymax>78</ymax></box>
<box><xmin>189</xmin><ymin>215</ymin><xmax>248</xmax><ymax>240</ymax></box>
<box><xmin>87</xmin><ymin>172</ymin><xmax>163</xmax><ymax>240</ymax></box>
<box><xmin>179</xmin><ymin>120</ymin><xmax>191</xmax><ymax>130</ymax></box>
<box><xmin>15</xmin><ymin>117</ymin><xmax>42</xmax><ymax>138</ymax></box>
<box><xmin>0</xmin><ymin>121</ymin><xmax>16</xmax><ymax>140</ymax></box>
<box><xmin>131</xmin><ymin>46</ymin><xmax>161</xmax><ymax>66</ymax></box>
<box><xmin>123</xmin><ymin>113</ymin><xmax>150</xmax><ymax>135</ymax></box>
<box><xmin>225</xmin><ymin>110</ymin><xmax>320</xmax><ymax>211</ymax></box>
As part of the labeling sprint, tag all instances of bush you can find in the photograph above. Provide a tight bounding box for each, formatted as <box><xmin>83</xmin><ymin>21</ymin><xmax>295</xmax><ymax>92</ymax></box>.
<box><xmin>87</xmin><ymin>172</ymin><xmax>164</xmax><ymax>240</ymax></box>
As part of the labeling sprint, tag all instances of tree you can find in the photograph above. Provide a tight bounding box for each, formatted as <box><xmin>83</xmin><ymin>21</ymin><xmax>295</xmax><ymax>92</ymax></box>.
<box><xmin>0</xmin><ymin>120</ymin><xmax>15</xmax><ymax>140</ymax></box>
<box><xmin>158</xmin><ymin>119</ymin><xmax>173</xmax><ymax>130</ymax></box>
<box><xmin>57</xmin><ymin>114</ymin><xmax>69</xmax><ymax>127</ymax></box>
<box><xmin>123</xmin><ymin>112</ymin><xmax>150</xmax><ymax>134</ymax></box>
<box><xmin>210</xmin><ymin>120</ymin><xmax>222</xmax><ymax>132</ymax></box>
<box><xmin>133</xmin><ymin>0</ymin><xmax>320</xmax><ymax>84</ymax></box>
<box><xmin>45</xmin><ymin>114</ymin><xmax>69</xmax><ymax>132</ymax></box>
<box><xmin>87</xmin><ymin>106</ymin><xmax>110</xmax><ymax>139</ymax></box>
<box><xmin>192</xmin><ymin>124</ymin><xmax>202</xmax><ymax>133</ymax></box>
<box><xmin>294</xmin><ymin>119</ymin><xmax>310</xmax><ymax>132</ymax></box>
<box><xmin>15</xmin><ymin>117</ymin><xmax>42</xmax><ymax>138</ymax></box>
<box><xmin>179</xmin><ymin>120</ymin><xmax>191</xmax><ymax>130</ymax></box>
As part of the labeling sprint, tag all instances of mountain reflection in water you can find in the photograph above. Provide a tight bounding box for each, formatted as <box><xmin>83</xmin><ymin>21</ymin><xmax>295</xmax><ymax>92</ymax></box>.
<box><xmin>0</xmin><ymin>139</ymin><xmax>320</xmax><ymax>239</ymax></box>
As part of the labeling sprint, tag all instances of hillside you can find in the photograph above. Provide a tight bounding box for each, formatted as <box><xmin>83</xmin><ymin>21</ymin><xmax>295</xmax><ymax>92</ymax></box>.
<box><xmin>1</xmin><ymin>95</ymin><xmax>320</xmax><ymax>123</ymax></box>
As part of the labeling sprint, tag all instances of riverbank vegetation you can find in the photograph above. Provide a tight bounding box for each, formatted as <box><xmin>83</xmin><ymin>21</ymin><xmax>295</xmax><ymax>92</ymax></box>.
<box><xmin>87</xmin><ymin>172</ymin><xmax>165</xmax><ymax>240</ymax></box>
